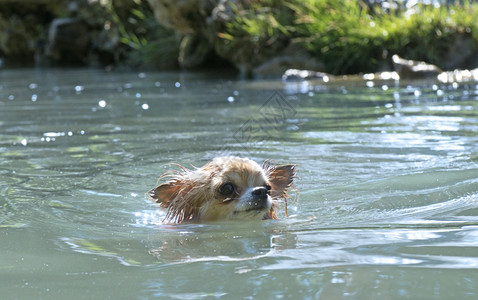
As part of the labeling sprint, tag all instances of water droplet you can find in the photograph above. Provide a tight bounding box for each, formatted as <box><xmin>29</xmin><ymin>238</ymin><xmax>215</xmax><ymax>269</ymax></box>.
<box><xmin>366</xmin><ymin>81</ymin><xmax>374</xmax><ymax>87</ymax></box>
<box><xmin>138</xmin><ymin>73</ymin><xmax>146</xmax><ymax>78</ymax></box>
<box><xmin>31</xmin><ymin>94</ymin><xmax>38</xmax><ymax>102</ymax></box>
<box><xmin>29</xmin><ymin>83</ymin><xmax>38</xmax><ymax>89</ymax></box>
<box><xmin>74</xmin><ymin>85</ymin><xmax>84</xmax><ymax>93</ymax></box>
<box><xmin>414</xmin><ymin>90</ymin><xmax>421</xmax><ymax>97</ymax></box>
<box><xmin>21</xmin><ymin>139</ymin><xmax>28</xmax><ymax>146</ymax></box>
<box><xmin>227</xmin><ymin>96</ymin><xmax>234</xmax><ymax>103</ymax></box>
<box><xmin>233</xmin><ymin>90</ymin><xmax>239</xmax><ymax>96</ymax></box>
<box><xmin>381</xmin><ymin>85</ymin><xmax>389</xmax><ymax>91</ymax></box>
<box><xmin>8</xmin><ymin>95</ymin><xmax>14</xmax><ymax>100</ymax></box>
<box><xmin>135</xmin><ymin>93</ymin><xmax>141</xmax><ymax>98</ymax></box>
<box><xmin>154</xmin><ymin>81</ymin><xmax>161</xmax><ymax>87</ymax></box>
<box><xmin>141</xmin><ymin>103</ymin><xmax>149</xmax><ymax>110</ymax></box>
<box><xmin>174</xmin><ymin>82</ymin><xmax>181</xmax><ymax>88</ymax></box>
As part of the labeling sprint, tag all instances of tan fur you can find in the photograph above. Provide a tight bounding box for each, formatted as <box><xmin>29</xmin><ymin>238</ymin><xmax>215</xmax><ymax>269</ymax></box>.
<box><xmin>148</xmin><ymin>156</ymin><xmax>296</xmax><ymax>223</ymax></box>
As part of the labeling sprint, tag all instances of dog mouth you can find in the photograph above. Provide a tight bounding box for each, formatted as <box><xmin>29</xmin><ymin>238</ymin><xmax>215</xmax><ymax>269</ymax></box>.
<box><xmin>246</xmin><ymin>204</ymin><xmax>267</xmax><ymax>211</ymax></box>
<box><xmin>238</xmin><ymin>202</ymin><xmax>268</xmax><ymax>214</ymax></box>
<box><xmin>233</xmin><ymin>207</ymin><xmax>265</xmax><ymax>215</ymax></box>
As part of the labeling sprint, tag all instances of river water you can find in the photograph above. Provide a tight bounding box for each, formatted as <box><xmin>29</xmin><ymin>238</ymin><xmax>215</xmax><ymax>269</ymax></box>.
<box><xmin>1</xmin><ymin>68</ymin><xmax>477</xmax><ymax>299</ymax></box>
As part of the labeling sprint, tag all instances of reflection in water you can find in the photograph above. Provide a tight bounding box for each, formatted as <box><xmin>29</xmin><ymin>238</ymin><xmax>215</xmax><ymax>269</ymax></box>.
<box><xmin>146</xmin><ymin>222</ymin><xmax>297</xmax><ymax>263</ymax></box>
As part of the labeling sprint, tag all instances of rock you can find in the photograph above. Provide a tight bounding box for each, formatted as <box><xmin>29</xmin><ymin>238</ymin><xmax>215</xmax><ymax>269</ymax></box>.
<box><xmin>90</xmin><ymin>25</ymin><xmax>122</xmax><ymax>67</ymax></box>
<box><xmin>437</xmin><ymin>68</ymin><xmax>478</xmax><ymax>83</ymax></box>
<box><xmin>147</xmin><ymin>0</ymin><xmax>294</xmax><ymax>74</ymax></box>
<box><xmin>0</xmin><ymin>1</ymin><xmax>64</xmax><ymax>66</ymax></box>
<box><xmin>46</xmin><ymin>18</ymin><xmax>90</xmax><ymax>65</ymax></box>
<box><xmin>362</xmin><ymin>71</ymin><xmax>400</xmax><ymax>81</ymax></box>
<box><xmin>146</xmin><ymin>0</ymin><xmax>219</xmax><ymax>34</ymax></box>
<box><xmin>282</xmin><ymin>69</ymin><xmax>332</xmax><ymax>82</ymax></box>
<box><xmin>392</xmin><ymin>54</ymin><xmax>442</xmax><ymax>79</ymax></box>
<box><xmin>442</xmin><ymin>33</ymin><xmax>478</xmax><ymax>70</ymax></box>
<box><xmin>252</xmin><ymin>43</ymin><xmax>326</xmax><ymax>79</ymax></box>
<box><xmin>0</xmin><ymin>26</ymin><xmax>33</xmax><ymax>60</ymax></box>
<box><xmin>178</xmin><ymin>34</ymin><xmax>214</xmax><ymax>69</ymax></box>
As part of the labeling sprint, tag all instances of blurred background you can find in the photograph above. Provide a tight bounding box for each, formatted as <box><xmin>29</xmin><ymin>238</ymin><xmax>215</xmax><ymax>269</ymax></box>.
<box><xmin>1</xmin><ymin>0</ymin><xmax>477</xmax><ymax>77</ymax></box>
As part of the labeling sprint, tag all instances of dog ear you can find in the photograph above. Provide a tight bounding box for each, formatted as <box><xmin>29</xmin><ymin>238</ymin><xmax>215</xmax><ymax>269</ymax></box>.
<box><xmin>148</xmin><ymin>178</ymin><xmax>201</xmax><ymax>222</ymax></box>
<box><xmin>267</xmin><ymin>164</ymin><xmax>296</xmax><ymax>198</ymax></box>
<box><xmin>148</xmin><ymin>179</ymin><xmax>183</xmax><ymax>208</ymax></box>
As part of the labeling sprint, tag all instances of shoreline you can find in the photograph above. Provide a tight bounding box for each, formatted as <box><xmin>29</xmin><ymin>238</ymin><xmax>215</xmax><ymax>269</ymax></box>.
<box><xmin>1</xmin><ymin>1</ymin><xmax>477</xmax><ymax>78</ymax></box>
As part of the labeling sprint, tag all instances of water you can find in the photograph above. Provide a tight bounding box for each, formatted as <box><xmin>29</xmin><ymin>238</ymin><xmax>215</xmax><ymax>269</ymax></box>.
<box><xmin>1</xmin><ymin>68</ymin><xmax>477</xmax><ymax>299</ymax></box>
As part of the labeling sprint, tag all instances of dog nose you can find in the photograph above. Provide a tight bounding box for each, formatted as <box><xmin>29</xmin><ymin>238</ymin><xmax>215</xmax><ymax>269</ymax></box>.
<box><xmin>251</xmin><ymin>187</ymin><xmax>268</xmax><ymax>200</ymax></box>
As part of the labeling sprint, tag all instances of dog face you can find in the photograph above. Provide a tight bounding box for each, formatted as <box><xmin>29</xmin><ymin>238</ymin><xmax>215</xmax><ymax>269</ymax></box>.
<box><xmin>148</xmin><ymin>156</ymin><xmax>295</xmax><ymax>223</ymax></box>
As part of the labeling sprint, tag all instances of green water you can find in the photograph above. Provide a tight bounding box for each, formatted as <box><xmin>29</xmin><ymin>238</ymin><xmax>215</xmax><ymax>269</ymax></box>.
<box><xmin>1</xmin><ymin>69</ymin><xmax>477</xmax><ymax>299</ymax></box>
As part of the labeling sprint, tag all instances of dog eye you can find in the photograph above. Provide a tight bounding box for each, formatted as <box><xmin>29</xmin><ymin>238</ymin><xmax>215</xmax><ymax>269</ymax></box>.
<box><xmin>219</xmin><ymin>183</ymin><xmax>235</xmax><ymax>196</ymax></box>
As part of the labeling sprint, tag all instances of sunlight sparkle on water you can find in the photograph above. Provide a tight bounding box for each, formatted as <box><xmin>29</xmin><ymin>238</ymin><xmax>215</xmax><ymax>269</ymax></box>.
<box><xmin>43</xmin><ymin>132</ymin><xmax>66</xmax><ymax>137</ymax></box>
<box><xmin>134</xmin><ymin>210</ymin><xmax>164</xmax><ymax>226</ymax></box>
<box><xmin>98</xmin><ymin>100</ymin><xmax>107</xmax><ymax>107</ymax></box>
<box><xmin>74</xmin><ymin>85</ymin><xmax>84</xmax><ymax>93</ymax></box>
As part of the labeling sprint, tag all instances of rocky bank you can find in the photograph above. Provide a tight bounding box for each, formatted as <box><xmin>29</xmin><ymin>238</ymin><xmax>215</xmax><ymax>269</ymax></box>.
<box><xmin>1</xmin><ymin>0</ymin><xmax>477</xmax><ymax>81</ymax></box>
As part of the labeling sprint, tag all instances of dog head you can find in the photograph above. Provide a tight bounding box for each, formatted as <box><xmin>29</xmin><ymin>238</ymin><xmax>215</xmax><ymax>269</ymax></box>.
<box><xmin>148</xmin><ymin>156</ymin><xmax>295</xmax><ymax>223</ymax></box>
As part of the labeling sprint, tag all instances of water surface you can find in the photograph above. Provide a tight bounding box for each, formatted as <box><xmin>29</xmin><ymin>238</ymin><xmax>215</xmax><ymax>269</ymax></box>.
<box><xmin>1</xmin><ymin>69</ymin><xmax>477</xmax><ymax>299</ymax></box>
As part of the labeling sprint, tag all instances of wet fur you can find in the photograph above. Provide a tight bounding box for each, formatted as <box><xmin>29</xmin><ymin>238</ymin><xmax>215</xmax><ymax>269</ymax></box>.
<box><xmin>148</xmin><ymin>156</ymin><xmax>296</xmax><ymax>223</ymax></box>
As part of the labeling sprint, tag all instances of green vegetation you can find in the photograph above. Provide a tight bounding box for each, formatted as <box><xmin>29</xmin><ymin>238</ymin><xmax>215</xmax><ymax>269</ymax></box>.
<box><xmin>101</xmin><ymin>0</ymin><xmax>180</xmax><ymax>69</ymax></box>
<box><xmin>218</xmin><ymin>0</ymin><xmax>478</xmax><ymax>74</ymax></box>
<box><xmin>2</xmin><ymin>0</ymin><xmax>477</xmax><ymax>73</ymax></box>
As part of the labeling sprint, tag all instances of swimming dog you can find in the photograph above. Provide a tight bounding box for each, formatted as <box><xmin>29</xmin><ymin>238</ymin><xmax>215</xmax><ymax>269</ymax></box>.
<box><xmin>148</xmin><ymin>156</ymin><xmax>296</xmax><ymax>223</ymax></box>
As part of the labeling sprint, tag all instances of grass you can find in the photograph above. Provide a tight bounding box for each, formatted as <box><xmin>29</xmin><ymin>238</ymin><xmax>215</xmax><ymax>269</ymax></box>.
<box><xmin>89</xmin><ymin>0</ymin><xmax>180</xmax><ymax>69</ymax></box>
<box><xmin>218</xmin><ymin>0</ymin><xmax>478</xmax><ymax>74</ymax></box>
<box><xmin>3</xmin><ymin>0</ymin><xmax>477</xmax><ymax>73</ymax></box>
